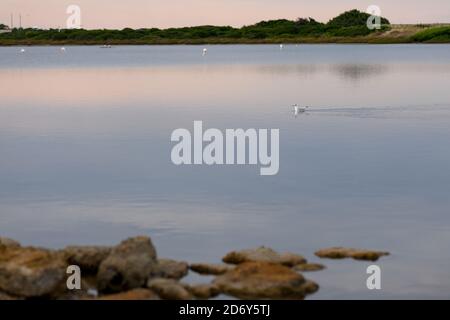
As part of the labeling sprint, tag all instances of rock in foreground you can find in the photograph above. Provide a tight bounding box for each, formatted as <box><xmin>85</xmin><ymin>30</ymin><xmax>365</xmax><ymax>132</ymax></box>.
<box><xmin>0</xmin><ymin>237</ymin><xmax>20</xmax><ymax>248</ymax></box>
<box><xmin>0</xmin><ymin>291</ymin><xmax>19</xmax><ymax>300</ymax></box>
<box><xmin>213</xmin><ymin>261</ymin><xmax>318</xmax><ymax>299</ymax></box>
<box><xmin>0</xmin><ymin>235</ymin><xmax>394</xmax><ymax>300</ymax></box>
<box><xmin>98</xmin><ymin>288</ymin><xmax>159</xmax><ymax>300</ymax></box>
<box><xmin>294</xmin><ymin>263</ymin><xmax>326</xmax><ymax>272</ymax></box>
<box><xmin>147</xmin><ymin>278</ymin><xmax>192</xmax><ymax>300</ymax></box>
<box><xmin>315</xmin><ymin>247</ymin><xmax>389</xmax><ymax>261</ymax></box>
<box><xmin>150</xmin><ymin>259</ymin><xmax>189</xmax><ymax>280</ymax></box>
<box><xmin>97</xmin><ymin>236</ymin><xmax>157</xmax><ymax>293</ymax></box>
<box><xmin>190</xmin><ymin>263</ymin><xmax>233</xmax><ymax>275</ymax></box>
<box><xmin>223</xmin><ymin>247</ymin><xmax>306</xmax><ymax>267</ymax></box>
<box><xmin>185</xmin><ymin>283</ymin><xmax>220</xmax><ymax>299</ymax></box>
<box><xmin>61</xmin><ymin>246</ymin><xmax>112</xmax><ymax>273</ymax></box>
<box><xmin>0</xmin><ymin>246</ymin><xmax>66</xmax><ymax>297</ymax></box>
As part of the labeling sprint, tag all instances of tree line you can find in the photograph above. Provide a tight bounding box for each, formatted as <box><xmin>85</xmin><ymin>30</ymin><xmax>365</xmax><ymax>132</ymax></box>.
<box><xmin>0</xmin><ymin>10</ymin><xmax>390</xmax><ymax>42</ymax></box>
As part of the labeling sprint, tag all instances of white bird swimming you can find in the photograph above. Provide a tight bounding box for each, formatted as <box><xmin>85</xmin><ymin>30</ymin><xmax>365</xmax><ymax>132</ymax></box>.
<box><xmin>20</xmin><ymin>48</ymin><xmax>26</xmax><ymax>53</ymax></box>
<box><xmin>293</xmin><ymin>104</ymin><xmax>309</xmax><ymax>116</ymax></box>
<box><xmin>279</xmin><ymin>44</ymin><xmax>284</xmax><ymax>50</ymax></box>
<box><xmin>202</xmin><ymin>48</ymin><xmax>208</xmax><ymax>56</ymax></box>
<box><xmin>60</xmin><ymin>47</ymin><xmax>66</xmax><ymax>52</ymax></box>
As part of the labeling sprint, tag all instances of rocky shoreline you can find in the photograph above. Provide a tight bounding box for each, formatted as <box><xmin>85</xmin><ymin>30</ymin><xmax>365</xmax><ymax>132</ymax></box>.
<box><xmin>0</xmin><ymin>236</ymin><xmax>389</xmax><ymax>300</ymax></box>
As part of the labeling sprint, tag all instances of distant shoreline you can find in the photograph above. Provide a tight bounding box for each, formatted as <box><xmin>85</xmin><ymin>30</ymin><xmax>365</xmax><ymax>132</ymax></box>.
<box><xmin>2</xmin><ymin>31</ymin><xmax>450</xmax><ymax>46</ymax></box>
<box><xmin>0</xmin><ymin>38</ymin><xmax>449</xmax><ymax>46</ymax></box>
<box><xmin>2</xmin><ymin>7</ymin><xmax>450</xmax><ymax>46</ymax></box>
<box><xmin>2</xmin><ymin>9</ymin><xmax>450</xmax><ymax>46</ymax></box>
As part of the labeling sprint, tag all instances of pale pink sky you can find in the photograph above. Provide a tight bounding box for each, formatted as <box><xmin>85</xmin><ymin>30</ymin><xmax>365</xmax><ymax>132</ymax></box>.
<box><xmin>2</xmin><ymin>0</ymin><xmax>450</xmax><ymax>29</ymax></box>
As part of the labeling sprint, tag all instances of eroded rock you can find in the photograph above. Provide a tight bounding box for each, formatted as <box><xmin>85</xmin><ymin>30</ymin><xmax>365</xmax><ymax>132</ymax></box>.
<box><xmin>150</xmin><ymin>259</ymin><xmax>189</xmax><ymax>280</ymax></box>
<box><xmin>0</xmin><ymin>237</ymin><xmax>20</xmax><ymax>248</ymax></box>
<box><xmin>147</xmin><ymin>278</ymin><xmax>192</xmax><ymax>300</ymax></box>
<box><xmin>61</xmin><ymin>246</ymin><xmax>112</xmax><ymax>273</ymax></box>
<box><xmin>213</xmin><ymin>261</ymin><xmax>318</xmax><ymax>299</ymax></box>
<box><xmin>97</xmin><ymin>236</ymin><xmax>157</xmax><ymax>293</ymax></box>
<box><xmin>190</xmin><ymin>263</ymin><xmax>233</xmax><ymax>275</ymax></box>
<box><xmin>0</xmin><ymin>246</ymin><xmax>66</xmax><ymax>297</ymax></box>
<box><xmin>0</xmin><ymin>291</ymin><xmax>20</xmax><ymax>300</ymax></box>
<box><xmin>185</xmin><ymin>283</ymin><xmax>220</xmax><ymax>299</ymax></box>
<box><xmin>315</xmin><ymin>247</ymin><xmax>390</xmax><ymax>261</ymax></box>
<box><xmin>98</xmin><ymin>288</ymin><xmax>159</xmax><ymax>300</ymax></box>
<box><xmin>223</xmin><ymin>247</ymin><xmax>306</xmax><ymax>267</ymax></box>
<box><xmin>51</xmin><ymin>275</ymin><xmax>100</xmax><ymax>300</ymax></box>
<box><xmin>294</xmin><ymin>263</ymin><xmax>326</xmax><ymax>272</ymax></box>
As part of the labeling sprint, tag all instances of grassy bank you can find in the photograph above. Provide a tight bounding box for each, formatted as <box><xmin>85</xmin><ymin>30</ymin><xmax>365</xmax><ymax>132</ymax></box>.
<box><xmin>1</xmin><ymin>27</ymin><xmax>448</xmax><ymax>46</ymax></box>
<box><xmin>1</xmin><ymin>9</ymin><xmax>449</xmax><ymax>45</ymax></box>
<box><xmin>411</xmin><ymin>25</ymin><xmax>450</xmax><ymax>42</ymax></box>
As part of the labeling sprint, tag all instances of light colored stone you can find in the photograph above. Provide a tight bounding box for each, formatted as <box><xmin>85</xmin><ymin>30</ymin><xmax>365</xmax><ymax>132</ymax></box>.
<box><xmin>0</xmin><ymin>237</ymin><xmax>20</xmax><ymax>248</ymax></box>
<box><xmin>294</xmin><ymin>263</ymin><xmax>326</xmax><ymax>272</ymax></box>
<box><xmin>150</xmin><ymin>259</ymin><xmax>189</xmax><ymax>280</ymax></box>
<box><xmin>97</xmin><ymin>236</ymin><xmax>157</xmax><ymax>293</ymax></box>
<box><xmin>98</xmin><ymin>288</ymin><xmax>159</xmax><ymax>300</ymax></box>
<box><xmin>147</xmin><ymin>278</ymin><xmax>192</xmax><ymax>300</ymax></box>
<box><xmin>213</xmin><ymin>261</ymin><xmax>318</xmax><ymax>299</ymax></box>
<box><xmin>61</xmin><ymin>246</ymin><xmax>112</xmax><ymax>273</ymax></box>
<box><xmin>223</xmin><ymin>247</ymin><xmax>306</xmax><ymax>267</ymax></box>
<box><xmin>315</xmin><ymin>247</ymin><xmax>389</xmax><ymax>261</ymax></box>
<box><xmin>190</xmin><ymin>263</ymin><xmax>233</xmax><ymax>275</ymax></box>
<box><xmin>0</xmin><ymin>246</ymin><xmax>66</xmax><ymax>297</ymax></box>
<box><xmin>185</xmin><ymin>283</ymin><xmax>220</xmax><ymax>299</ymax></box>
<box><xmin>52</xmin><ymin>275</ymin><xmax>99</xmax><ymax>300</ymax></box>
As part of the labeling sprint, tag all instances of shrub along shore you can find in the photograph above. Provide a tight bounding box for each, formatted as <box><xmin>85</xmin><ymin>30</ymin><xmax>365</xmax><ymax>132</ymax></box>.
<box><xmin>1</xmin><ymin>10</ymin><xmax>449</xmax><ymax>46</ymax></box>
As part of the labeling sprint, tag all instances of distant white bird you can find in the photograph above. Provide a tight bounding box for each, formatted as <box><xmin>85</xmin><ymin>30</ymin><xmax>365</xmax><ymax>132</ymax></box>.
<box><xmin>280</xmin><ymin>44</ymin><xmax>284</xmax><ymax>50</ymax></box>
<box><xmin>293</xmin><ymin>104</ymin><xmax>309</xmax><ymax>116</ymax></box>
<box><xmin>60</xmin><ymin>47</ymin><xmax>66</xmax><ymax>52</ymax></box>
<box><xmin>20</xmin><ymin>48</ymin><xmax>26</xmax><ymax>53</ymax></box>
<box><xmin>202</xmin><ymin>48</ymin><xmax>208</xmax><ymax>56</ymax></box>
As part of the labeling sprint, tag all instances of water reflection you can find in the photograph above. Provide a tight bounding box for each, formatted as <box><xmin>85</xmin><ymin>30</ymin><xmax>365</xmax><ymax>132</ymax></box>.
<box><xmin>331</xmin><ymin>64</ymin><xmax>389</xmax><ymax>81</ymax></box>
<box><xmin>257</xmin><ymin>64</ymin><xmax>319</xmax><ymax>76</ymax></box>
<box><xmin>0</xmin><ymin>63</ymin><xmax>445</xmax><ymax>108</ymax></box>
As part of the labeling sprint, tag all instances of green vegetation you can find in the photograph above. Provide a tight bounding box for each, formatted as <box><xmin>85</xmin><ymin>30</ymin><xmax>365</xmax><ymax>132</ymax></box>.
<box><xmin>327</xmin><ymin>9</ymin><xmax>389</xmax><ymax>27</ymax></box>
<box><xmin>0</xmin><ymin>9</ymin><xmax>393</xmax><ymax>44</ymax></box>
<box><xmin>0</xmin><ymin>23</ymin><xmax>8</xmax><ymax>30</ymax></box>
<box><xmin>0</xmin><ymin>9</ymin><xmax>448</xmax><ymax>45</ymax></box>
<box><xmin>411</xmin><ymin>26</ymin><xmax>450</xmax><ymax>42</ymax></box>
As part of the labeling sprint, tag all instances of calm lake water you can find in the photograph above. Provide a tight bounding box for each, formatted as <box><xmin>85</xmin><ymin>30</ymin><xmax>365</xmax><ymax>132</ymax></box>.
<box><xmin>0</xmin><ymin>45</ymin><xmax>449</xmax><ymax>299</ymax></box>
